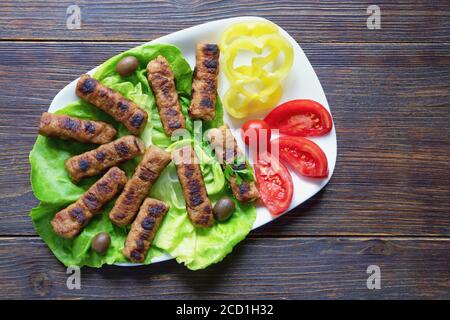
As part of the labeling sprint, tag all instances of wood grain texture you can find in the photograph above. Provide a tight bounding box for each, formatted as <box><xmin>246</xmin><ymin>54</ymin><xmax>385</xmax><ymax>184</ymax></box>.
<box><xmin>0</xmin><ymin>0</ymin><xmax>449</xmax><ymax>43</ymax></box>
<box><xmin>0</xmin><ymin>237</ymin><xmax>448</xmax><ymax>299</ymax></box>
<box><xmin>0</xmin><ymin>42</ymin><xmax>448</xmax><ymax>236</ymax></box>
<box><xmin>0</xmin><ymin>0</ymin><xmax>449</xmax><ymax>300</ymax></box>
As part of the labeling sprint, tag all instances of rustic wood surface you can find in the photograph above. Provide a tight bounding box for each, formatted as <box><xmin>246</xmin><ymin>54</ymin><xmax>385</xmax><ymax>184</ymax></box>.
<box><xmin>0</xmin><ymin>0</ymin><xmax>449</xmax><ymax>299</ymax></box>
<box><xmin>1</xmin><ymin>0</ymin><xmax>449</xmax><ymax>43</ymax></box>
<box><xmin>1</xmin><ymin>237</ymin><xmax>449</xmax><ymax>299</ymax></box>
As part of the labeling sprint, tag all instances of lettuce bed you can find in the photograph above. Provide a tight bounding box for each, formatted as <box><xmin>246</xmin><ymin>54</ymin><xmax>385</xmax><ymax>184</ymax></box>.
<box><xmin>29</xmin><ymin>43</ymin><xmax>256</xmax><ymax>270</ymax></box>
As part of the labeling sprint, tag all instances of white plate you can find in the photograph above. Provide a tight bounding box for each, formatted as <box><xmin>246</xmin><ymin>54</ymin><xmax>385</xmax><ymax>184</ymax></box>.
<box><xmin>49</xmin><ymin>16</ymin><xmax>337</xmax><ymax>266</ymax></box>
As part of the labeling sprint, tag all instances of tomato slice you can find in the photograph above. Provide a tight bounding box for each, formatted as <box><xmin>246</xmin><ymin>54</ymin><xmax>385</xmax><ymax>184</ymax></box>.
<box><xmin>241</xmin><ymin>119</ymin><xmax>272</xmax><ymax>155</ymax></box>
<box><xmin>241</xmin><ymin>119</ymin><xmax>271</xmax><ymax>146</ymax></box>
<box><xmin>264</xmin><ymin>99</ymin><xmax>333</xmax><ymax>136</ymax></box>
<box><xmin>273</xmin><ymin>136</ymin><xmax>328</xmax><ymax>178</ymax></box>
<box><xmin>254</xmin><ymin>152</ymin><xmax>293</xmax><ymax>216</ymax></box>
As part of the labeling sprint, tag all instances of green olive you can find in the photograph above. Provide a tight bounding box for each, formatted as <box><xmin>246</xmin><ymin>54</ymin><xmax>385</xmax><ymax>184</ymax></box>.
<box><xmin>116</xmin><ymin>56</ymin><xmax>139</xmax><ymax>77</ymax></box>
<box><xmin>91</xmin><ymin>232</ymin><xmax>111</xmax><ymax>255</ymax></box>
<box><xmin>213</xmin><ymin>196</ymin><xmax>235</xmax><ymax>222</ymax></box>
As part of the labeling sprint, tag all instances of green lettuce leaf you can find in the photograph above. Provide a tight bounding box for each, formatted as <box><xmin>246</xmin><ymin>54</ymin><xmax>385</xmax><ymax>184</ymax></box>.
<box><xmin>31</xmin><ymin>202</ymin><xmax>163</xmax><ymax>267</ymax></box>
<box><xmin>152</xmin><ymin>140</ymin><xmax>255</xmax><ymax>270</ymax></box>
<box><xmin>29</xmin><ymin>43</ymin><xmax>256</xmax><ymax>270</ymax></box>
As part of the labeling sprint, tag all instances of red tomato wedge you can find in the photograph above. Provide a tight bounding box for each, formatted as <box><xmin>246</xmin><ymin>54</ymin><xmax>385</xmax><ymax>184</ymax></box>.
<box><xmin>253</xmin><ymin>152</ymin><xmax>293</xmax><ymax>216</ymax></box>
<box><xmin>241</xmin><ymin>119</ymin><xmax>271</xmax><ymax>147</ymax></box>
<box><xmin>264</xmin><ymin>99</ymin><xmax>333</xmax><ymax>137</ymax></box>
<box><xmin>273</xmin><ymin>136</ymin><xmax>328</xmax><ymax>178</ymax></box>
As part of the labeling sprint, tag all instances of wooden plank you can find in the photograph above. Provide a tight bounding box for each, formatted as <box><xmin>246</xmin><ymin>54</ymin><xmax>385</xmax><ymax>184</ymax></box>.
<box><xmin>0</xmin><ymin>237</ymin><xmax>448</xmax><ymax>299</ymax></box>
<box><xmin>0</xmin><ymin>42</ymin><xmax>449</xmax><ymax>236</ymax></box>
<box><xmin>0</xmin><ymin>0</ymin><xmax>449</xmax><ymax>42</ymax></box>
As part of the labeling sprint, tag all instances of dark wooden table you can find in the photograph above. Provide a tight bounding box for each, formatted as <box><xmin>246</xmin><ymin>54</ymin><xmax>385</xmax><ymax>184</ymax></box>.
<box><xmin>0</xmin><ymin>0</ymin><xmax>449</xmax><ymax>299</ymax></box>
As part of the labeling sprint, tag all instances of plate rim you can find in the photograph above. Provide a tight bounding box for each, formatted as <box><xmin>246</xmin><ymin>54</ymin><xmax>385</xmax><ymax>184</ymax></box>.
<box><xmin>48</xmin><ymin>16</ymin><xmax>337</xmax><ymax>267</ymax></box>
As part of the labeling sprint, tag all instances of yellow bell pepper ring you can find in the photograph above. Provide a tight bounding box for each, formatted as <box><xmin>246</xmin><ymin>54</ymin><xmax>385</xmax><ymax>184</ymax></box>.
<box><xmin>222</xmin><ymin>35</ymin><xmax>293</xmax><ymax>83</ymax></box>
<box><xmin>223</xmin><ymin>83</ymin><xmax>283</xmax><ymax>119</ymax></box>
<box><xmin>219</xmin><ymin>22</ymin><xmax>279</xmax><ymax>49</ymax></box>
<box><xmin>219</xmin><ymin>21</ymin><xmax>294</xmax><ymax>119</ymax></box>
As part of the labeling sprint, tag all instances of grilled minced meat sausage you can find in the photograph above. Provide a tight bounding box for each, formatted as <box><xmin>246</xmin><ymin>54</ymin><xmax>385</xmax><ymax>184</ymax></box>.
<box><xmin>188</xmin><ymin>43</ymin><xmax>220</xmax><ymax>121</ymax></box>
<box><xmin>109</xmin><ymin>145</ymin><xmax>171</xmax><ymax>227</ymax></box>
<box><xmin>172</xmin><ymin>145</ymin><xmax>214</xmax><ymax>227</ymax></box>
<box><xmin>51</xmin><ymin>167</ymin><xmax>127</xmax><ymax>239</ymax></box>
<box><xmin>66</xmin><ymin>135</ymin><xmax>145</xmax><ymax>182</ymax></box>
<box><xmin>123</xmin><ymin>198</ymin><xmax>169</xmax><ymax>263</ymax></box>
<box><xmin>76</xmin><ymin>74</ymin><xmax>148</xmax><ymax>135</ymax></box>
<box><xmin>147</xmin><ymin>56</ymin><xmax>186</xmax><ymax>135</ymax></box>
<box><xmin>39</xmin><ymin>112</ymin><xmax>116</xmax><ymax>144</ymax></box>
<box><xmin>207</xmin><ymin>125</ymin><xmax>259</xmax><ymax>202</ymax></box>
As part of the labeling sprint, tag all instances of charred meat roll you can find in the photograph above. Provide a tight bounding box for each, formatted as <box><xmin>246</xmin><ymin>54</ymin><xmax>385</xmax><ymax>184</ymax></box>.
<box><xmin>51</xmin><ymin>167</ymin><xmax>127</xmax><ymax>239</ymax></box>
<box><xmin>207</xmin><ymin>125</ymin><xmax>259</xmax><ymax>202</ymax></box>
<box><xmin>172</xmin><ymin>145</ymin><xmax>214</xmax><ymax>227</ymax></box>
<box><xmin>147</xmin><ymin>55</ymin><xmax>186</xmax><ymax>135</ymax></box>
<box><xmin>109</xmin><ymin>145</ymin><xmax>171</xmax><ymax>227</ymax></box>
<box><xmin>188</xmin><ymin>43</ymin><xmax>220</xmax><ymax>122</ymax></box>
<box><xmin>76</xmin><ymin>74</ymin><xmax>148</xmax><ymax>135</ymax></box>
<box><xmin>123</xmin><ymin>198</ymin><xmax>169</xmax><ymax>263</ymax></box>
<box><xmin>66</xmin><ymin>135</ymin><xmax>145</xmax><ymax>182</ymax></box>
<box><xmin>39</xmin><ymin>112</ymin><xmax>116</xmax><ymax>144</ymax></box>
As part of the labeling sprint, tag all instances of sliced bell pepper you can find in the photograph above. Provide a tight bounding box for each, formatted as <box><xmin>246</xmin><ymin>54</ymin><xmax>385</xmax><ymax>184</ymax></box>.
<box><xmin>219</xmin><ymin>21</ymin><xmax>293</xmax><ymax>118</ymax></box>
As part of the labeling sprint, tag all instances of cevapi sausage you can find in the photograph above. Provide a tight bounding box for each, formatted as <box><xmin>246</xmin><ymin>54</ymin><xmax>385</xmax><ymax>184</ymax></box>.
<box><xmin>39</xmin><ymin>112</ymin><xmax>116</xmax><ymax>144</ymax></box>
<box><xmin>51</xmin><ymin>167</ymin><xmax>127</xmax><ymax>239</ymax></box>
<box><xmin>65</xmin><ymin>135</ymin><xmax>145</xmax><ymax>182</ymax></box>
<box><xmin>109</xmin><ymin>145</ymin><xmax>171</xmax><ymax>227</ymax></box>
<box><xmin>147</xmin><ymin>55</ymin><xmax>186</xmax><ymax>135</ymax></box>
<box><xmin>123</xmin><ymin>198</ymin><xmax>169</xmax><ymax>263</ymax></box>
<box><xmin>172</xmin><ymin>145</ymin><xmax>214</xmax><ymax>227</ymax></box>
<box><xmin>76</xmin><ymin>74</ymin><xmax>148</xmax><ymax>135</ymax></box>
<box><xmin>207</xmin><ymin>125</ymin><xmax>259</xmax><ymax>202</ymax></box>
<box><xmin>188</xmin><ymin>43</ymin><xmax>220</xmax><ymax>121</ymax></box>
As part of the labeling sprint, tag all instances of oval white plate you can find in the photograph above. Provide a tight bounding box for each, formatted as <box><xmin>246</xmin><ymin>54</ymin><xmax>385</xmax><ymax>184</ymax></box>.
<box><xmin>49</xmin><ymin>16</ymin><xmax>337</xmax><ymax>266</ymax></box>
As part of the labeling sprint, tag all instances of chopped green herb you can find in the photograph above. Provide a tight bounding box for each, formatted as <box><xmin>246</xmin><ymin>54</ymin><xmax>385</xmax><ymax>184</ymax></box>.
<box><xmin>223</xmin><ymin>157</ymin><xmax>255</xmax><ymax>186</ymax></box>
